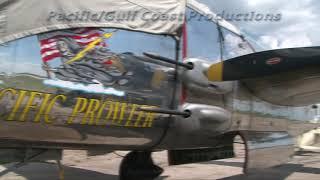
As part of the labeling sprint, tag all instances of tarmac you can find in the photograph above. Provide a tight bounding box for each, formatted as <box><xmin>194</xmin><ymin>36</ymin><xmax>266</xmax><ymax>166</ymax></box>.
<box><xmin>0</xmin><ymin>144</ymin><xmax>319</xmax><ymax>180</ymax></box>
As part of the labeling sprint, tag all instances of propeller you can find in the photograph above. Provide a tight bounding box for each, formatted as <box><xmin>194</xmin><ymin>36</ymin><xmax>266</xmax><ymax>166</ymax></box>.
<box><xmin>143</xmin><ymin>47</ymin><xmax>320</xmax><ymax>83</ymax></box>
<box><xmin>207</xmin><ymin>46</ymin><xmax>320</xmax><ymax>81</ymax></box>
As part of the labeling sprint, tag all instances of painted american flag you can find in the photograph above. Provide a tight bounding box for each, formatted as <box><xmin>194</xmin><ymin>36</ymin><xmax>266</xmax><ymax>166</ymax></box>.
<box><xmin>38</xmin><ymin>28</ymin><xmax>106</xmax><ymax>62</ymax></box>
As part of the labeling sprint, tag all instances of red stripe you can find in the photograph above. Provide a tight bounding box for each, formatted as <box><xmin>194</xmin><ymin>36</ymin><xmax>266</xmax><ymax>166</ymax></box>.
<box><xmin>41</xmin><ymin>47</ymin><xmax>58</xmax><ymax>54</ymax></box>
<box><xmin>182</xmin><ymin>21</ymin><xmax>188</xmax><ymax>59</ymax></box>
<box><xmin>42</xmin><ymin>52</ymin><xmax>61</xmax><ymax>62</ymax></box>
<box><xmin>266</xmin><ymin>58</ymin><xmax>282</xmax><ymax>65</ymax></box>
<box><xmin>40</xmin><ymin>39</ymin><xmax>56</xmax><ymax>45</ymax></box>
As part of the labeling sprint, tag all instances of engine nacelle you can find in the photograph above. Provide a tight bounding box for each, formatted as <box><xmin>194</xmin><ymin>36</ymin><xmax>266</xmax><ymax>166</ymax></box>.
<box><xmin>176</xmin><ymin>103</ymin><xmax>232</xmax><ymax>136</ymax></box>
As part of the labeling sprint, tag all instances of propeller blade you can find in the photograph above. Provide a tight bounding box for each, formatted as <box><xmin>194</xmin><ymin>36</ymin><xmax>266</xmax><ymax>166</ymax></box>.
<box><xmin>207</xmin><ymin>46</ymin><xmax>320</xmax><ymax>81</ymax></box>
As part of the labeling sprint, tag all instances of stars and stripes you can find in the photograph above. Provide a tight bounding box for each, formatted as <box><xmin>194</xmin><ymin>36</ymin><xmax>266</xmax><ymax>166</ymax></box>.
<box><xmin>40</xmin><ymin>38</ymin><xmax>61</xmax><ymax>62</ymax></box>
<box><xmin>38</xmin><ymin>28</ymin><xmax>106</xmax><ymax>62</ymax></box>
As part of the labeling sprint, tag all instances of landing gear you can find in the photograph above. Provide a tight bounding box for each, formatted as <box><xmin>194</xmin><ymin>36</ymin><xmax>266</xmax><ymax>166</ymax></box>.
<box><xmin>119</xmin><ymin>151</ymin><xmax>163</xmax><ymax>180</ymax></box>
<box><xmin>57</xmin><ymin>160</ymin><xmax>65</xmax><ymax>180</ymax></box>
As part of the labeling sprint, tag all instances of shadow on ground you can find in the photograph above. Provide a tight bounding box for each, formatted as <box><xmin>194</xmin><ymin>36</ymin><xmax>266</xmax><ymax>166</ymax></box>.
<box><xmin>0</xmin><ymin>152</ymin><xmax>320</xmax><ymax>180</ymax></box>
<box><xmin>0</xmin><ymin>163</ymin><xmax>119</xmax><ymax>180</ymax></box>
<box><xmin>0</xmin><ymin>163</ymin><xmax>170</xmax><ymax>180</ymax></box>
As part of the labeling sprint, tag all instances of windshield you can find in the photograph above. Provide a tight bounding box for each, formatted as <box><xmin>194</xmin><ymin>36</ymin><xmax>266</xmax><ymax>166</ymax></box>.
<box><xmin>221</xmin><ymin>29</ymin><xmax>254</xmax><ymax>59</ymax></box>
<box><xmin>186</xmin><ymin>7</ymin><xmax>254</xmax><ymax>62</ymax></box>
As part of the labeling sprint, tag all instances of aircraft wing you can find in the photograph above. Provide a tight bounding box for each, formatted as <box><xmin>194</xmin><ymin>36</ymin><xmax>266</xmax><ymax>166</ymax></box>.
<box><xmin>207</xmin><ymin>46</ymin><xmax>320</xmax><ymax>81</ymax></box>
<box><xmin>206</xmin><ymin>46</ymin><xmax>320</xmax><ymax>106</ymax></box>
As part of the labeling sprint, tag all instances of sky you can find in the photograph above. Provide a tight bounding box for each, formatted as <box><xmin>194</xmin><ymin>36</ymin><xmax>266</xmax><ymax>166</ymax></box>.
<box><xmin>200</xmin><ymin>0</ymin><xmax>319</xmax><ymax>50</ymax></box>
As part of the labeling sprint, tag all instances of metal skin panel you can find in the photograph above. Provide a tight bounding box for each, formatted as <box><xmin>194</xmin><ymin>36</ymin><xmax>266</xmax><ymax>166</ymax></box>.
<box><xmin>240</xmin><ymin>131</ymin><xmax>295</xmax><ymax>173</ymax></box>
<box><xmin>244</xmin><ymin>67</ymin><xmax>320</xmax><ymax>106</ymax></box>
<box><xmin>231</xmin><ymin>81</ymin><xmax>320</xmax><ymax>134</ymax></box>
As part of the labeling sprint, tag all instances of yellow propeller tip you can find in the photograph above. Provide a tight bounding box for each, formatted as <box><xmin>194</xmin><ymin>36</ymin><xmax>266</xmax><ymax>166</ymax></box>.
<box><xmin>207</xmin><ymin>62</ymin><xmax>223</xmax><ymax>81</ymax></box>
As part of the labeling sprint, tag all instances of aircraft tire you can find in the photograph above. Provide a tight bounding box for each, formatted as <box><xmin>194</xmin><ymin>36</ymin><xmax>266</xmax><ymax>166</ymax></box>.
<box><xmin>119</xmin><ymin>151</ymin><xmax>163</xmax><ymax>180</ymax></box>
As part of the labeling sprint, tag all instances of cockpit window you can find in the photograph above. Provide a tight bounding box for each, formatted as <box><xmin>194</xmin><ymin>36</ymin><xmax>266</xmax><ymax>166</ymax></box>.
<box><xmin>221</xmin><ymin>29</ymin><xmax>254</xmax><ymax>59</ymax></box>
<box><xmin>186</xmin><ymin>8</ymin><xmax>221</xmax><ymax>61</ymax></box>
<box><xmin>186</xmin><ymin>7</ymin><xmax>254</xmax><ymax>62</ymax></box>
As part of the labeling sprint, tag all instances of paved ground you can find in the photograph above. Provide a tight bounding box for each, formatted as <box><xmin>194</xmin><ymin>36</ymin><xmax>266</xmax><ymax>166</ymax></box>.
<box><xmin>0</xmin><ymin>145</ymin><xmax>319</xmax><ymax>180</ymax></box>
